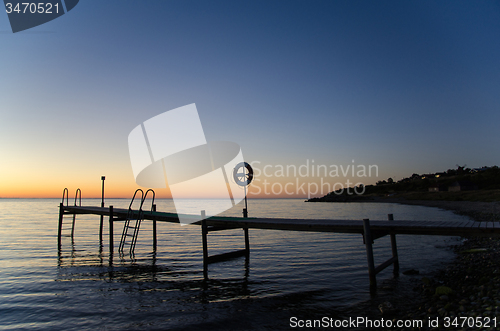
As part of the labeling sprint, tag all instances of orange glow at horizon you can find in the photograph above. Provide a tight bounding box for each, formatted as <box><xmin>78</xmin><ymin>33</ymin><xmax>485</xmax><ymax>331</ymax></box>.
<box><xmin>0</xmin><ymin>177</ymin><xmax>367</xmax><ymax>199</ymax></box>
<box><xmin>0</xmin><ymin>164</ymin><xmax>372</xmax><ymax>199</ymax></box>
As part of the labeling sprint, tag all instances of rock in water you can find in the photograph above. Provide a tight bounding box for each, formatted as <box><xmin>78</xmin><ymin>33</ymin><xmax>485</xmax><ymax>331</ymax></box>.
<box><xmin>379</xmin><ymin>301</ymin><xmax>395</xmax><ymax>315</ymax></box>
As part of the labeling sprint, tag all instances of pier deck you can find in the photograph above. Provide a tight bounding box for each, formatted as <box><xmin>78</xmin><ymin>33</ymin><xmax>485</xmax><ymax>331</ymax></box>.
<box><xmin>62</xmin><ymin>205</ymin><xmax>500</xmax><ymax>237</ymax></box>
<box><xmin>59</xmin><ymin>204</ymin><xmax>500</xmax><ymax>290</ymax></box>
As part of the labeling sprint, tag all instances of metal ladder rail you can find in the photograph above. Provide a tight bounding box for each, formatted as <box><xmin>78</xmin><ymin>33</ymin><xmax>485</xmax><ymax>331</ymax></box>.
<box><xmin>118</xmin><ymin>189</ymin><xmax>144</xmax><ymax>252</ymax></box>
<box><xmin>59</xmin><ymin>188</ymin><xmax>75</xmax><ymax>237</ymax></box>
<box><xmin>71</xmin><ymin>188</ymin><xmax>81</xmax><ymax>237</ymax></box>
<box><xmin>62</xmin><ymin>188</ymin><xmax>69</xmax><ymax>207</ymax></box>
<box><xmin>129</xmin><ymin>189</ymin><xmax>155</xmax><ymax>253</ymax></box>
<box><xmin>59</xmin><ymin>188</ymin><xmax>69</xmax><ymax>235</ymax></box>
<box><xmin>119</xmin><ymin>189</ymin><xmax>144</xmax><ymax>252</ymax></box>
<box><xmin>142</xmin><ymin>189</ymin><xmax>155</xmax><ymax>213</ymax></box>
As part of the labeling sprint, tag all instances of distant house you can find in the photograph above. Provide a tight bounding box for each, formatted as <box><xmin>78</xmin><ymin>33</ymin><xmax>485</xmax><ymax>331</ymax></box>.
<box><xmin>471</xmin><ymin>167</ymin><xmax>491</xmax><ymax>173</ymax></box>
<box><xmin>428</xmin><ymin>184</ymin><xmax>447</xmax><ymax>192</ymax></box>
<box><xmin>421</xmin><ymin>174</ymin><xmax>437</xmax><ymax>179</ymax></box>
<box><xmin>448</xmin><ymin>181</ymin><xmax>477</xmax><ymax>192</ymax></box>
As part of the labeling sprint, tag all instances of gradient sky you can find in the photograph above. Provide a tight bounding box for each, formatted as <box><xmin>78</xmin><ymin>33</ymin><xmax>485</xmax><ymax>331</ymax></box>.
<box><xmin>1</xmin><ymin>1</ymin><xmax>499</xmax><ymax>199</ymax></box>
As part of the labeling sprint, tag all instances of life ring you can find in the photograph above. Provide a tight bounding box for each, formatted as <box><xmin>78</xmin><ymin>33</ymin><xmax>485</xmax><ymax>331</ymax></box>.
<box><xmin>233</xmin><ymin>162</ymin><xmax>253</xmax><ymax>187</ymax></box>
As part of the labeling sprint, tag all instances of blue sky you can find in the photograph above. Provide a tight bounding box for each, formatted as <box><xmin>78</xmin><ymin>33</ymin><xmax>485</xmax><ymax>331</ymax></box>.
<box><xmin>1</xmin><ymin>0</ymin><xmax>499</xmax><ymax>197</ymax></box>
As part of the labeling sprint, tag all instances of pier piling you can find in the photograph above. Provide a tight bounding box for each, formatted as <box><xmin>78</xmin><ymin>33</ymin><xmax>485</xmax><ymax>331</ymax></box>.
<box><xmin>201</xmin><ymin>210</ymin><xmax>208</xmax><ymax>279</ymax></box>
<box><xmin>244</xmin><ymin>228</ymin><xmax>250</xmax><ymax>258</ymax></box>
<box><xmin>109</xmin><ymin>206</ymin><xmax>114</xmax><ymax>253</ymax></box>
<box><xmin>58</xmin><ymin>202</ymin><xmax>64</xmax><ymax>250</ymax></box>
<box><xmin>389</xmin><ymin>214</ymin><xmax>400</xmax><ymax>274</ymax></box>
<box><xmin>152</xmin><ymin>204</ymin><xmax>157</xmax><ymax>252</ymax></box>
<box><xmin>363</xmin><ymin>215</ymin><xmax>401</xmax><ymax>291</ymax></box>
<box><xmin>363</xmin><ymin>219</ymin><xmax>376</xmax><ymax>289</ymax></box>
<box><xmin>99</xmin><ymin>176</ymin><xmax>105</xmax><ymax>243</ymax></box>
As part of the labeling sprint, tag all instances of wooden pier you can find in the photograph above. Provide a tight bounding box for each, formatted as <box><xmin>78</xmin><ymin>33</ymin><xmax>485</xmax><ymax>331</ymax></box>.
<box><xmin>58</xmin><ymin>203</ymin><xmax>500</xmax><ymax>290</ymax></box>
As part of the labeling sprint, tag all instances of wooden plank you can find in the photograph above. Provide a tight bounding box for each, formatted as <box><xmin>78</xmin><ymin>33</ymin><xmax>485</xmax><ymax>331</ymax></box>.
<box><xmin>418</xmin><ymin>221</ymin><xmax>442</xmax><ymax>227</ymax></box>
<box><xmin>400</xmin><ymin>221</ymin><xmax>426</xmax><ymax>228</ymax></box>
<box><xmin>439</xmin><ymin>221</ymin><xmax>460</xmax><ymax>228</ymax></box>
<box><xmin>207</xmin><ymin>249</ymin><xmax>247</xmax><ymax>264</ymax></box>
<box><xmin>446</xmin><ymin>221</ymin><xmax>469</xmax><ymax>229</ymax></box>
<box><xmin>443</xmin><ymin>221</ymin><xmax>467</xmax><ymax>229</ymax></box>
<box><xmin>371</xmin><ymin>231</ymin><xmax>389</xmax><ymax>240</ymax></box>
<box><xmin>207</xmin><ymin>225</ymin><xmax>242</xmax><ymax>232</ymax></box>
<box><xmin>461</xmin><ymin>221</ymin><xmax>476</xmax><ymax>228</ymax></box>
<box><xmin>374</xmin><ymin>256</ymin><xmax>398</xmax><ymax>274</ymax></box>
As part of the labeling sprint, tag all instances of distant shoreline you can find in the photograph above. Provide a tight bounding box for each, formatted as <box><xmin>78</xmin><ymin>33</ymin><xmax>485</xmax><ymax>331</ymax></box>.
<box><xmin>308</xmin><ymin>195</ymin><xmax>500</xmax><ymax>222</ymax></box>
<box><xmin>385</xmin><ymin>199</ymin><xmax>500</xmax><ymax>221</ymax></box>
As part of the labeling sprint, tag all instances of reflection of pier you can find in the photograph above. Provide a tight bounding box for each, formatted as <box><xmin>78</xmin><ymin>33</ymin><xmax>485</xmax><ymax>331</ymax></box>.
<box><xmin>58</xmin><ymin>202</ymin><xmax>500</xmax><ymax>290</ymax></box>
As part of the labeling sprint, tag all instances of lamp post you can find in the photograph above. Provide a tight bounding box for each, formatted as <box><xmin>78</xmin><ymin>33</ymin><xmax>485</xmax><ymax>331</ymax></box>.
<box><xmin>101</xmin><ymin>176</ymin><xmax>105</xmax><ymax>208</ymax></box>
<box><xmin>99</xmin><ymin>176</ymin><xmax>105</xmax><ymax>242</ymax></box>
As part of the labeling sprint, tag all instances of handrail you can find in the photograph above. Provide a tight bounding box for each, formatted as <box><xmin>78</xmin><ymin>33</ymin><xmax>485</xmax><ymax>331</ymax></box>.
<box><xmin>128</xmin><ymin>189</ymin><xmax>144</xmax><ymax>211</ymax></box>
<box><xmin>62</xmin><ymin>188</ymin><xmax>69</xmax><ymax>207</ymax></box>
<box><xmin>74</xmin><ymin>188</ymin><xmax>81</xmax><ymax>207</ymax></box>
<box><xmin>141</xmin><ymin>189</ymin><xmax>155</xmax><ymax>212</ymax></box>
<box><xmin>120</xmin><ymin>188</ymin><xmax>147</xmax><ymax>254</ymax></box>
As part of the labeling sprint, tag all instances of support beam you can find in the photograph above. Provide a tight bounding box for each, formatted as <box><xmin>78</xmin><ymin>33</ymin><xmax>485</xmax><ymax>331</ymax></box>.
<box><xmin>152</xmin><ymin>204</ymin><xmax>157</xmax><ymax>252</ymax></box>
<box><xmin>71</xmin><ymin>214</ymin><xmax>76</xmax><ymax>238</ymax></box>
<box><xmin>363</xmin><ymin>216</ymin><xmax>400</xmax><ymax>290</ymax></box>
<box><xmin>207</xmin><ymin>225</ymin><xmax>241</xmax><ymax>232</ymax></box>
<box><xmin>201</xmin><ymin>210</ymin><xmax>249</xmax><ymax>277</ymax></box>
<box><xmin>374</xmin><ymin>256</ymin><xmax>399</xmax><ymax>274</ymax></box>
<box><xmin>58</xmin><ymin>202</ymin><xmax>64</xmax><ymax>250</ymax></box>
<box><xmin>109</xmin><ymin>206</ymin><xmax>114</xmax><ymax>253</ymax></box>
<box><xmin>244</xmin><ymin>228</ymin><xmax>250</xmax><ymax>258</ymax></box>
<box><xmin>100</xmin><ymin>176</ymin><xmax>105</xmax><ymax>242</ymax></box>
<box><xmin>99</xmin><ymin>214</ymin><xmax>104</xmax><ymax>243</ymax></box>
<box><xmin>207</xmin><ymin>249</ymin><xmax>247</xmax><ymax>263</ymax></box>
<box><xmin>363</xmin><ymin>218</ymin><xmax>376</xmax><ymax>289</ymax></box>
<box><xmin>388</xmin><ymin>214</ymin><xmax>399</xmax><ymax>274</ymax></box>
<box><xmin>201</xmin><ymin>210</ymin><xmax>208</xmax><ymax>279</ymax></box>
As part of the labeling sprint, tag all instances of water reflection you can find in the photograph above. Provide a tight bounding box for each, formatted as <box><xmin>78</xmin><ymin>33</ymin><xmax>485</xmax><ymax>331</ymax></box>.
<box><xmin>1</xmin><ymin>199</ymin><xmax>470</xmax><ymax>330</ymax></box>
<box><xmin>56</xmin><ymin>245</ymin><xmax>257</xmax><ymax>312</ymax></box>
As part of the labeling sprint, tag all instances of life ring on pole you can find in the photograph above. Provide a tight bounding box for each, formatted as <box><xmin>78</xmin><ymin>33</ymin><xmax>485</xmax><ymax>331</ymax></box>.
<box><xmin>233</xmin><ymin>162</ymin><xmax>253</xmax><ymax>187</ymax></box>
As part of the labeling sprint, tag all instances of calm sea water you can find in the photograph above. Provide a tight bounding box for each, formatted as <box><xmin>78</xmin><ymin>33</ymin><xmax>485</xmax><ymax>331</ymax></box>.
<box><xmin>0</xmin><ymin>198</ymin><xmax>471</xmax><ymax>330</ymax></box>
